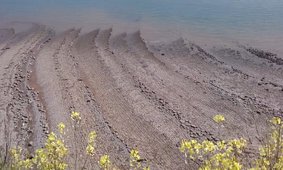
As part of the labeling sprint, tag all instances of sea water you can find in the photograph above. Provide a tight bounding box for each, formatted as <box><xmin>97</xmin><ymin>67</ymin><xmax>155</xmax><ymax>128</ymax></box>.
<box><xmin>0</xmin><ymin>0</ymin><xmax>283</xmax><ymax>50</ymax></box>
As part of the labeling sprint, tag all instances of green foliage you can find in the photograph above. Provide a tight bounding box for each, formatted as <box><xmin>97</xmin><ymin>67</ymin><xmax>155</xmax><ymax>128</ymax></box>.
<box><xmin>251</xmin><ymin>117</ymin><xmax>283</xmax><ymax>170</ymax></box>
<box><xmin>10</xmin><ymin>148</ymin><xmax>33</xmax><ymax>169</ymax></box>
<box><xmin>179</xmin><ymin>138</ymin><xmax>246</xmax><ymax>169</ymax></box>
<box><xmin>179</xmin><ymin>116</ymin><xmax>283</xmax><ymax>170</ymax></box>
<box><xmin>4</xmin><ymin>111</ymin><xmax>283</xmax><ymax>170</ymax></box>
<box><xmin>32</xmin><ymin>132</ymin><xmax>68</xmax><ymax>170</ymax></box>
<box><xmin>6</xmin><ymin>111</ymin><xmax>150</xmax><ymax>170</ymax></box>
<box><xmin>7</xmin><ymin>111</ymin><xmax>83</xmax><ymax>170</ymax></box>
<box><xmin>10</xmin><ymin>127</ymin><xmax>68</xmax><ymax>170</ymax></box>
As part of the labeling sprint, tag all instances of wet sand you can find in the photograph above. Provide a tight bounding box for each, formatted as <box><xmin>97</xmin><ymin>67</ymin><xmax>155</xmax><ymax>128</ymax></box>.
<box><xmin>0</xmin><ymin>23</ymin><xmax>282</xmax><ymax>169</ymax></box>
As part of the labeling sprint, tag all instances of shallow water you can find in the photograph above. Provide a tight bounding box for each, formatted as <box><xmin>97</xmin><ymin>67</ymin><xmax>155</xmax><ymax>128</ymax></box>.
<box><xmin>1</xmin><ymin>0</ymin><xmax>283</xmax><ymax>50</ymax></box>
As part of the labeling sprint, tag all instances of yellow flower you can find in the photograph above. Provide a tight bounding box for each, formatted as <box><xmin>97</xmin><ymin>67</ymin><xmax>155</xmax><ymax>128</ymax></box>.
<box><xmin>10</xmin><ymin>148</ymin><xmax>21</xmax><ymax>161</ymax></box>
<box><xmin>20</xmin><ymin>159</ymin><xmax>33</xmax><ymax>169</ymax></box>
<box><xmin>47</xmin><ymin>132</ymin><xmax>57</xmax><ymax>143</ymax></box>
<box><xmin>58</xmin><ymin>163</ymin><xmax>68</xmax><ymax>170</ymax></box>
<box><xmin>130</xmin><ymin>149</ymin><xmax>142</xmax><ymax>168</ymax></box>
<box><xmin>99</xmin><ymin>155</ymin><xmax>111</xmax><ymax>169</ymax></box>
<box><xmin>271</xmin><ymin>117</ymin><xmax>281</xmax><ymax>125</ymax></box>
<box><xmin>228</xmin><ymin>138</ymin><xmax>246</xmax><ymax>151</ymax></box>
<box><xmin>213</xmin><ymin>114</ymin><xmax>225</xmax><ymax>123</ymax></box>
<box><xmin>57</xmin><ymin>122</ymin><xmax>65</xmax><ymax>134</ymax></box>
<box><xmin>202</xmin><ymin>140</ymin><xmax>216</xmax><ymax>153</ymax></box>
<box><xmin>180</xmin><ymin>140</ymin><xmax>191</xmax><ymax>153</ymax></box>
<box><xmin>86</xmin><ymin>131</ymin><xmax>96</xmax><ymax>156</ymax></box>
<box><xmin>86</xmin><ymin>144</ymin><xmax>95</xmax><ymax>156</ymax></box>
<box><xmin>88</xmin><ymin>131</ymin><xmax>97</xmax><ymax>143</ymax></box>
<box><xmin>130</xmin><ymin>149</ymin><xmax>141</xmax><ymax>161</ymax></box>
<box><xmin>179</xmin><ymin>137</ymin><xmax>247</xmax><ymax>170</ymax></box>
<box><xmin>71</xmin><ymin>111</ymin><xmax>81</xmax><ymax>121</ymax></box>
<box><xmin>217</xmin><ymin>141</ymin><xmax>226</xmax><ymax>150</ymax></box>
<box><xmin>143</xmin><ymin>166</ymin><xmax>150</xmax><ymax>170</ymax></box>
<box><xmin>179</xmin><ymin>139</ymin><xmax>203</xmax><ymax>160</ymax></box>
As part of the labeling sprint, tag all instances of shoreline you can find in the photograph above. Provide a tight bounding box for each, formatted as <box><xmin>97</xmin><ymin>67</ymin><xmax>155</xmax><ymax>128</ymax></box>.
<box><xmin>2</xmin><ymin>19</ymin><xmax>283</xmax><ymax>56</ymax></box>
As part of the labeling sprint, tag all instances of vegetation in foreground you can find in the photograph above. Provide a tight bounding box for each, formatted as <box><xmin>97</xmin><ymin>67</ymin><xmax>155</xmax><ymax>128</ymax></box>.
<box><xmin>0</xmin><ymin>112</ymin><xmax>283</xmax><ymax>170</ymax></box>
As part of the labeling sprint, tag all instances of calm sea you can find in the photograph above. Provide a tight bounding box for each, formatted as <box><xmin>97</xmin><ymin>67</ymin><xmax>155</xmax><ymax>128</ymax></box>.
<box><xmin>0</xmin><ymin>0</ymin><xmax>283</xmax><ymax>50</ymax></box>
